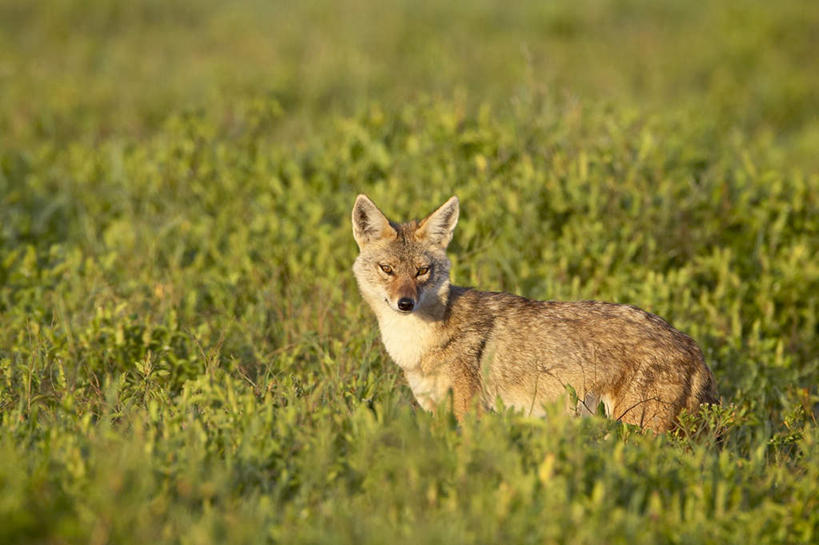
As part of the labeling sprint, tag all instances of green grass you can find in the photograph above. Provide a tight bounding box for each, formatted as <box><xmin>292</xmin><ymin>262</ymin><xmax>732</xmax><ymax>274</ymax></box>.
<box><xmin>1</xmin><ymin>1</ymin><xmax>817</xmax><ymax>543</ymax></box>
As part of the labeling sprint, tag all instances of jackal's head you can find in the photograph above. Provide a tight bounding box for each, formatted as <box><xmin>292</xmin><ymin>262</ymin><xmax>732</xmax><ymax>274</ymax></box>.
<box><xmin>352</xmin><ymin>194</ymin><xmax>458</xmax><ymax>316</ymax></box>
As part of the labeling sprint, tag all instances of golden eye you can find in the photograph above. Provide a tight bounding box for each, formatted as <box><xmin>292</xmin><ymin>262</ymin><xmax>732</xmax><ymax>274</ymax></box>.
<box><xmin>379</xmin><ymin>264</ymin><xmax>393</xmax><ymax>274</ymax></box>
<box><xmin>416</xmin><ymin>266</ymin><xmax>430</xmax><ymax>276</ymax></box>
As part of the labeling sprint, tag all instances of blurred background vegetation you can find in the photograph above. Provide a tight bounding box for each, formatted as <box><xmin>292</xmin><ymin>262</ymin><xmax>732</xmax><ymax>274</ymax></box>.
<box><xmin>2</xmin><ymin>0</ymin><xmax>818</xmax><ymax>161</ymax></box>
<box><xmin>1</xmin><ymin>0</ymin><xmax>817</xmax><ymax>543</ymax></box>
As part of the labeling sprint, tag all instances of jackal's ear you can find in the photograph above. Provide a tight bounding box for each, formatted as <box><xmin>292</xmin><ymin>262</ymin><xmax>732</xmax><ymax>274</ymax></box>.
<box><xmin>417</xmin><ymin>196</ymin><xmax>459</xmax><ymax>249</ymax></box>
<box><xmin>352</xmin><ymin>194</ymin><xmax>395</xmax><ymax>249</ymax></box>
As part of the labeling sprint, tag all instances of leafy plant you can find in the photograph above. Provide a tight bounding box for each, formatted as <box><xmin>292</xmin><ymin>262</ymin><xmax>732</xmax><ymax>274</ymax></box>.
<box><xmin>1</xmin><ymin>1</ymin><xmax>817</xmax><ymax>544</ymax></box>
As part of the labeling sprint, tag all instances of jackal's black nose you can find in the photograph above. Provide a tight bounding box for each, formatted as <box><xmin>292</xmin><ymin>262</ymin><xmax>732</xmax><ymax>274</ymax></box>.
<box><xmin>397</xmin><ymin>298</ymin><xmax>415</xmax><ymax>312</ymax></box>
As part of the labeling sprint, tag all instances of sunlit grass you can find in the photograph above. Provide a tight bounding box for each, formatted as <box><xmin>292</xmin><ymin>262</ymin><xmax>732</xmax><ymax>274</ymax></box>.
<box><xmin>1</xmin><ymin>1</ymin><xmax>817</xmax><ymax>543</ymax></box>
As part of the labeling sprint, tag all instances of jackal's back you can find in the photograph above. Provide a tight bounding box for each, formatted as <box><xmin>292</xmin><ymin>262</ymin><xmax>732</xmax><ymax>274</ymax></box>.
<box><xmin>441</xmin><ymin>288</ymin><xmax>718</xmax><ymax>431</ymax></box>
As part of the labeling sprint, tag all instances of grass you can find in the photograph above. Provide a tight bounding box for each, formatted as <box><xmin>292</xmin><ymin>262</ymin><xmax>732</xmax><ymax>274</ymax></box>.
<box><xmin>1</xmin><ymin>0</ymin><xmax>817</xmax><ymax>543</ymax></box>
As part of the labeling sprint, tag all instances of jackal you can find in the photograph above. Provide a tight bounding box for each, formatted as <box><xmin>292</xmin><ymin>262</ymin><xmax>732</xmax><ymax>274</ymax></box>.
<box><xmin>351</xmin><ymin>194</ymin><xmax>718</xmax><ymax>432</ymax></box>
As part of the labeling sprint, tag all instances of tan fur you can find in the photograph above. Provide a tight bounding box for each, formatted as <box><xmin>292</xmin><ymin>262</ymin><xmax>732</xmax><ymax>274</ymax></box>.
<box><xmin>352</xmin><ymin>194</ymin><xmax>719</xmax><ymax>432</ymax></box>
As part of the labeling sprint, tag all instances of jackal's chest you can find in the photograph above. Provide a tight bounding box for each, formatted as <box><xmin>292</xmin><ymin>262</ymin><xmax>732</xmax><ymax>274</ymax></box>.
<box><xmin>404</xmin><ymin>368</ymin><xmax>453</xmax><ymax>411</ymax></box>
<box><xmin>376</xmin><ymin>312</ymin><xmax>437</xmax><ymax>370</ymax></box>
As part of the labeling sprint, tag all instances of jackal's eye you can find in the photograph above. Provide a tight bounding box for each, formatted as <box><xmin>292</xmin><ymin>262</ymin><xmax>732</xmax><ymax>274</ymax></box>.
<box><xmin>379</xmin><ymin>264</ymin><xmax>393</xmax><ymax>275</ymax></box>
<box><xmin>416</xmin><ymin>266</ymin><xmax>430</xmax><ymax>277</ymax></box>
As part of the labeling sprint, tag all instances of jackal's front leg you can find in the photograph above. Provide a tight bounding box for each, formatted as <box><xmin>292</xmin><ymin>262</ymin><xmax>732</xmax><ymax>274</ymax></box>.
<box><xmin>448</xmin><ymin>362</ymin><xmax>483</xmax><ymax>422</ymax></box>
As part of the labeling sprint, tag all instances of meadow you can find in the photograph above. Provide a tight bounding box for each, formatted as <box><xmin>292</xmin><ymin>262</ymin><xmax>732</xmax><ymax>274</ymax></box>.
<box><xmin>1</xmin><ymin>1</ymin><xmax>817</xmax><ymax>543</ymax></box>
